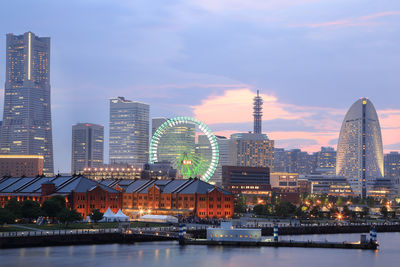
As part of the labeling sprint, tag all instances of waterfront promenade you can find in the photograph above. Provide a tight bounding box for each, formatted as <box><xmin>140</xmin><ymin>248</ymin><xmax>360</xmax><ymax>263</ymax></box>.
<box><xmin>1</xmin><ymin>222</ymin><xmax>400</xmax><ymax>249</ymax></box>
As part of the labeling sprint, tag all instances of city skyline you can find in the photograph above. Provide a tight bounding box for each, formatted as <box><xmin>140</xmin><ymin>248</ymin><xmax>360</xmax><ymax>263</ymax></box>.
<box><xmin>0</xmin><ymin>1</ymin><xmax>400</xmax><ymax>173</ymax></box>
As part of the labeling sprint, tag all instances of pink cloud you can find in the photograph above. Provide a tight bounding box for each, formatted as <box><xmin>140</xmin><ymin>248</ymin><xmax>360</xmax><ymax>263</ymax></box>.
<box><xmin>295</xmin><ymin>10</ymin><xmax>400</xmax><ymax>28</ymax></box>
<box><xmin>193</xmin><ymin>88</ymin><xmax>400</xmax><ymax>153</ymax></box>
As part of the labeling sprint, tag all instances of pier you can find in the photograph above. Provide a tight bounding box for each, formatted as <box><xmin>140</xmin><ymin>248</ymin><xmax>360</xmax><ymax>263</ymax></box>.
<box><xmin>179</xmin><ymin>239</ymin><xmax>379</xmax><ymax>250</ymax></box>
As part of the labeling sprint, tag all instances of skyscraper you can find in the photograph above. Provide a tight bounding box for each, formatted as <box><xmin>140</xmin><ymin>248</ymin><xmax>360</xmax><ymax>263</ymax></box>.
<box><xmin>336</xmin><ymin>98</ymin><xmax>384</xmax><ymax>198</ymax></box>
<box><xmin>229</xmin><ymin>132</ymin><xmax>274</xmax><ymax>169</ymax></box>
<box><xmin>384</xmin><ymin>152</ymin><xmax>400</xmax><ymax>180</ymax></box>
<box><xmin>1</xmin><ymin>32</ymin><xmax>54</xmax><ymax>176</ymax></box>
<box><xmin>109</xmin><ymin>97</ymin><xmax>149</xmax><ymax>166</ymax></box>
<box><xmin>152</xmin><ymin>117</ymin><xmax>168</xmax><ymax>137</ymax></box>
<box><xmin>155</xmin><ymin>122</ymin><xmax>196</xmax><ymax>166</ymax></box>
<box><xmin>71</xmin><ymin>123</ymin><xmax>104</xmax><ymax>173</ymax></box>
<box><xmin>253</xmin><ymin>90</ymin><xmax>263</xmax><ymax>134</ymax></box>
<box><xmin>210</xmin><ymin>135</ymin><xmax>229</xmax><ymax>185</ymax></box>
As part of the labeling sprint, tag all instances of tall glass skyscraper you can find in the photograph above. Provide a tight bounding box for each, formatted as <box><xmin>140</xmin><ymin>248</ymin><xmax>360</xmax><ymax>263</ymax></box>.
<box><xmin>0</xmin><ymin>32</ymin><xmax>54</xmax><ymax>176</ymax></box>
<box><xmin>109</xmin><ymin>97</ymin><xmax>149</xmax><ymax>166</ymax></box>
<box><xmin>71</xmin><ymin>123</ymin><xmax>104</xmax><ymax>173</ymax></box>
<box><xmin>336</xmin><ymin>98</ymin><xmax>384</xmax><ymax>198</ymax></box>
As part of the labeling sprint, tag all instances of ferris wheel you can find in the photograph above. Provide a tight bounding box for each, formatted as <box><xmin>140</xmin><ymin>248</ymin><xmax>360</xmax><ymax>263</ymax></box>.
<box><xmin>149</xmin><ymin>116</ymin><xmax>219</xmax><ymax>182</ymax></box>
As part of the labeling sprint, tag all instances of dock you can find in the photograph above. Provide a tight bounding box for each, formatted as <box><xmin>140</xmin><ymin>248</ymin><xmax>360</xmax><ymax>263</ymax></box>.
<box><xmin>179</xmin><ymin>238</ymin><xmax>379</xmax><ymax>250</ymax></box>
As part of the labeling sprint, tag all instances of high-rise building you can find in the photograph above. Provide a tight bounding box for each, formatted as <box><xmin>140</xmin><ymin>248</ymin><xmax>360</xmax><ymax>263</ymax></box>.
<box><xmin>0</xmin><ymin>32</ymin><xmax>54</xmax><ymax>176</ymax></box>
<box><xmin>229</xmin><ymin>133</ymin><xmax>274</xmax><ymax>169</ymax></box>
<box><xmin>384</xmin><ymin>152</ymin><xmax>400</xmax><ymax>180</ymax></box>
<box><xmin>286</xmin><ymin>149</ymin><xmax>317</xmax><ymax>175</ymax></box>
<box><xmin>336</xmin><ymin>98</ymin><xmax>384</xmax><ymax>198</ymax></box>
<box><xmin>109</xmin><ymin>97</ymin><xmax>149</xmax><ymax>166</ymax></box>
<box><xmin>253</xmin><ymin>90</ymin><xmax>263</xmax><ymax>134</ymax></box>
<box><xmin>317</xmin><ymin>147</ymin><xmax>336</xmax><ymax>169</ymax></box>
<box><xmin>152</xmin><ymin>117</ymin><xmax>168</xmax><ymax>138</ymax></box>
<box><xmin>71</xmin><ymin>123</ymin><xmax>104</xmax><ymax>173</ymax></box>
<box><xmin>272</xmin><ymin>148</ymin><xmax>290</xmax><ymax>172</ymax></box>
<box><xmin>155</xmin><ymin>121</ymin><xmax>196</xmax><ymax>167</ymax></box>
<box><xmin>210</xmin><ymin>136</ymin><xmax>229</xmax><ymax>185</ymax></box>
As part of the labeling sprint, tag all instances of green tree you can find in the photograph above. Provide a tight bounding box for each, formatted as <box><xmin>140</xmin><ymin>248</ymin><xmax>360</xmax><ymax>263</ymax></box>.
<box><xmin>361</xmin><ymin>207</ymin><xmax>370</xmax><ymax>218</ymax></box>
<box><xmin>366</xmin><ymin>197</ymin><xmax>375</xmax><ymax>208</ymax></box>
<box><xmin>49</xmin><ymin>195</ymin><xmax>66</xmax><ymax>209</ymax></box>
<box><xmin>336</xmin><ymin>197</ymin><xmax>343</xmax><ymax>207</ymax></box>
<box><xmin>0</xmin><ymin>208</ymin><xmax>15</xmax><ymax>224</ymax></box>
<box><xmin>234</xmin><ymin>194</ymin><xmax>247</xmax><ymax>214</ymax></box>
<box><xmin>90</xmin><ymin>209</ymin><xmax>104</xmax><ymax>223</ymax></box>
<box><xmin>21</xmin><ymin>200</ymin><xmax>42</xmax><ymax>221</ymax></box>
<box><xmin>274</xmin><ymin>202</ymin><xmax>296</xmax><ymax>217</ymax></box>
<box><xmin>57</xmin><ymin>208</ymin><xmax>82</xmax><ymax>226</ymax></box>
<box><xmin>42</xmin><ymin>199</ymin><xmax>63</xmax><ymax>219</ymax></box>
<box><xmin>4</xmin><ymin>198</ymin><xmax>22</xmax><ymax>218</ymax></box>
<box><xmin>380</xmin><ymin>206</ymin><xmax>388</xmax><ymax>218</ymax></box>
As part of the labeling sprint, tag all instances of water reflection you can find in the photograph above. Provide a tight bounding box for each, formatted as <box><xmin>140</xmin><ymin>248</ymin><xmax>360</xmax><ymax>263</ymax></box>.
<box><xmin>0</xmin><ymin>233</ymin><xmax>399</xmax><ymax>267</ymax></box>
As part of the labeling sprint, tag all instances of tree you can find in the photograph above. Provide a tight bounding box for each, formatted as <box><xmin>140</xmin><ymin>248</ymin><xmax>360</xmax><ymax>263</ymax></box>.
<box><xmin>49</xmin><ymin>195</ymin><xmax>66</xmax><ymax>209</ymax></box>
<box><xmin>234</xmin><ymin>194</ymin><xmax>247</xmax><ymax>214</ymax></box>
<box><xmin>0</xmin><ymin>208</ymin><xmax>15</xmax><ymax>224</ymax></box>
<box><xmin>21</xmin><ymin>200</ymin><xmax>42</xmax><ymax>221</ymax></box>
<box><xmin>42</xmin><ymin>199</ymin><xmax>63</xmax><ymax>219</ymax></box>
<box><xmin>57</xmin><ymin>208</ymin><xmax>82</xmax><ymax>226</ymax></box>
<box><xmin>361</xmin><ymin>207</ymin><xmax>370</xmax><ymax>218</ymax></box>
<box><xmin>90</xmin><ymin>209</ymin><xmax>104</xmax><ymax>223</ymax></box>
<box><xmin>366</xmin><ymin>197</ymin><xmax>375</xmax><ymax>208</ymax></box>
<box><xmin>380</xmin><ymin>206</ymin><xmax>388</xmax><ymax>218</ymax></box>
<box><xmin>4</xmin><ymin>198</ymin><xmax>22</xmax><ymax>218</ymax></box>
<box><xmin>274</xmin><ymin>202</ymin><xmax>296</xmax><ymax>217</ymax></box>
<box><xmin>336</xmin><ymin>197</ymin><xmax>343</xmax><ymax>207</ymax></box>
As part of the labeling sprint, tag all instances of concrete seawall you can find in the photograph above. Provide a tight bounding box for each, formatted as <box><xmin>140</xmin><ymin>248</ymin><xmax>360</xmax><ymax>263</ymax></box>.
<box><xmin>0</xmin><ymin>232</ymin><xmax>174</xmax><ymax>249</ymax></box>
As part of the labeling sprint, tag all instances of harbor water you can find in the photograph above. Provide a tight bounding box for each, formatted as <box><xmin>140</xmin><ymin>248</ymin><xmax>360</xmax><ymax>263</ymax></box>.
<box><xmin>1</xmin><ymin>232</ymin><xmax>400</xmax><ymax>267</ymax></box>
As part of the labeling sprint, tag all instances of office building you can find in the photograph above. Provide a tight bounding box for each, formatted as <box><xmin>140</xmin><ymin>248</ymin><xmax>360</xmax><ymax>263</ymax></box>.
<box><xmin>229</xmin><ymin>133</ymin><xmax>274</xmax><ymax>169</ymax></box>
<box><xmin>151</xmin><ymin>117</ymin><xmax>168</xmax><ymax>137</ymax></box>
<box><xmin>384</xmin><ymin>152</ymin><xmax>400</xmax><ymax>180</ymax></box>
<box><xmin>222</xmin><ymin>165</ymin><xmax>271</xmax><ymax>197</ymax></box>
<box><xmin>210</xmin><ymin>136</ymin><xmax>229</xmax><ymax>185</ymax></box>
<box><xmin>1</xmin><ymin>32</ymin><xmax>54</xmax><ymax>175</ymax></box>
<box><xmin>0</xmin><ymin>155</ymin><xmax>43</xmax><ymax>177</ymax></box>
<box><xmin>155</xmin><ymin>121</ymin><xmax>196</xmax><ymax>166</ymax></box>
<box><xmin>336</xmin><ymin>98</ymin><xmax>384</xmax><ymax>198</ymax></box>
<box><xmin>71</xmin><ymin>123</ymin><xmax>104</xmax><ymax>173</ymax></box>
<box><xmin>109</xmin><ymin>97</ymin><xmax>149</xmax><ymax>166</ymax></box>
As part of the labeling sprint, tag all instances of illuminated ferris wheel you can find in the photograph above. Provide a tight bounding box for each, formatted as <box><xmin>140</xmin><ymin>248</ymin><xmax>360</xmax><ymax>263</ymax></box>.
<box><xmin>149</xmin><ymin>116</ymin><xmax>219</xmax><ymax>182</ymax></box>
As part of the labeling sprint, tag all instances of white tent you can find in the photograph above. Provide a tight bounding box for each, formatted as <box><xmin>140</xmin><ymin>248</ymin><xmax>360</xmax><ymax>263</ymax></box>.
<box><xmin>114</xmin><ymin>209</ymin><xmax>129</xmax><ymax>222</ymax></box>
<box><xmin>102</xmin><ymin>207</ymin><xmax>116</xmax><ymax>222</ymax></box>
<box><xmin>138</xmin><ymin>215</ymin><xmax>178</xmax><ymax>224</ymax></box>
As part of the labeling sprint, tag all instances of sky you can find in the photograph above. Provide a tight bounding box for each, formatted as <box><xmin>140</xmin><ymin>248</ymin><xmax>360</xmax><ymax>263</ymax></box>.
<box><xmin>0</xmin><ymin>0</ymin><xmax>400</xmax><ymax>173</ymax></box>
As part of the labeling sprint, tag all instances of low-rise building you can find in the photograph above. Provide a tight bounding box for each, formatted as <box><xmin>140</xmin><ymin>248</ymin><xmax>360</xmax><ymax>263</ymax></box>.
<box><xmin>119</xmin><ymin>178</ymin><xmax>234</xmax><ymax>219</ymax></box>
<box><xmin>0</xmin><ymin>155</ymin><xmax>44</xmax><ymax>177</ymax></box>
<box><xmin>0</xmin><ymin>175</ymin><xmax>122</xmax><ymax>218</ymax></box>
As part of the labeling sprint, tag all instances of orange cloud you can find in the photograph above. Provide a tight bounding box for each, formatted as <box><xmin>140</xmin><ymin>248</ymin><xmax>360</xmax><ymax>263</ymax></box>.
<box><xmin>194</xmin><ymin>88</ymin><xmax>400</xmax><ymax>153</ymax></box>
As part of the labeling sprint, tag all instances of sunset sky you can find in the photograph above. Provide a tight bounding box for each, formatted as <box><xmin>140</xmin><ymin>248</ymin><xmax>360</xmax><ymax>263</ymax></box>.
<box><xmin>1</xmin><ymin>0</ymin><xmax>400</xmax><ymax>172</ymax></box>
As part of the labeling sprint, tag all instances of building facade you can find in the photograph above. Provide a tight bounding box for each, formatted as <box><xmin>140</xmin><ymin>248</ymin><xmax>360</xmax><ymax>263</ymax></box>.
<box><xmin>336</xmin><ymin>98</ymin><xmax>384</xmax><ymax>198</ymax></box>
<box><xmin>229</xmin><ymin>133</ymin><xmax>274</xmax><ymax>169</ymax></box>
<box><xmin>1</xmin><ymin>32</ymin><xmax>54</xmax><ymax>176</ymax></box>
<box><xmin>384</xmin><ymin>152</ymin><xmax>400</xmax><ymax>180</ymax></box>
<box><xmin>119</xmin><ymin>178</ymin><xmax>234</xmax><ymax>219</ymax></box>
<box><xmin>0</xmin><ymin>155</ymin><xmax>43</xmax><ymax>177</ymax></box>
<box><xmin>71</xmin><ymin>123</ymin><xmax>104</xmax><ymax>174</ymax></box>
<box><xmin>209</xmin><ymin>136</ymin><xmax>229</xmax><ymax>185</ymax></box>
<box><xmin>109</xmin><ymin>97</ymin><xmax>149</xmax><ymax>166</ymax></box>
<box><xmin>222</xmin><ymin>166</ymin><xmax>271</xmax><ymax>199</ymax></box>
<box><xmin>0</xmin><ymin>175</ymin><xmax>122</xmax><ymax>218</ymax></box>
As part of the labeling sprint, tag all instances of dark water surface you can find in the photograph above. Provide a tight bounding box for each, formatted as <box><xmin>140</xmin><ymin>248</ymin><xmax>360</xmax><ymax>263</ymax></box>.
<box><xmin>2</xmin><ymin>232</ymin><xmax>400</xmax><ymax>267</ymax></box>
